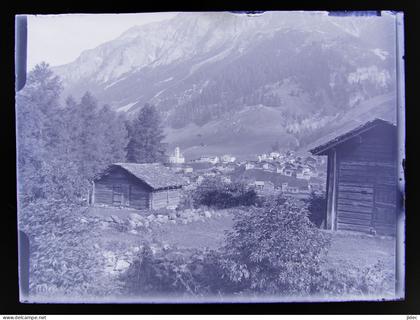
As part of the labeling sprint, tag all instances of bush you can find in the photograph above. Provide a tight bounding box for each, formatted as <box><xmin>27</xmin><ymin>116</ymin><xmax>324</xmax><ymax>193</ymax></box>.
<box><xmin>192</xmin><ymin>177</ymin><xmax>258</xmax><ymax>209</ymax></box>
<box><xmin>19</xmin><ymin>200</ymin><xmax>109</xmax><ymax>297</ymax></box>
<box><xmin>306</xmin><ymin>191</ymin><xmax>327</xmax><ymax>227</ymax></box>
<box><xmin>313</xmin><ymin>260</ymin><xmax>394</xmax><ymax>297</ymax></box>
<box><xmin>222</xmin><ymin>196</ymin><xmax>331</xmax><ymax>295</ymax></box>
<box><xmin>120</xmin><ymin>243</ymin><xmax>242</xmax><ymax>297</ymax></box>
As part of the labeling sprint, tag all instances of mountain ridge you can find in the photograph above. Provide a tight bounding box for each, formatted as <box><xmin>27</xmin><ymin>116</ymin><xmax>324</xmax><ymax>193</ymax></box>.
<box><xmin>52</xmin><ymin>12</ymin><xmax>397</xmax><ymax>158</ymax></box>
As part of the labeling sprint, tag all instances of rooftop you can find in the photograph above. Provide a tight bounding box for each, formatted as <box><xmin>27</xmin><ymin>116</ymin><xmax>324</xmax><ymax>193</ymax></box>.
<box><xmin>97</xmin><ymin>163</ymin><xmax>187</xmax><ymax>190</ymax></box>
<box><xmin>309</xmin><ymin>118</ymin><xmax>396</xmax><ymax>156</ymax></box>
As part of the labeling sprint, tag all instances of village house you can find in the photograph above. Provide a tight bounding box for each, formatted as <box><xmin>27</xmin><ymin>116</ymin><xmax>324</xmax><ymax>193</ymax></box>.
<box><xmin>221</xmin><ymin>154</ymin><xmax>236</xmax><ymax>163</ymax></box>
<box><xmin>192</xmin><ymin>156</ymin><xmax>220</xmax><ymax>164</ymax></box>
<box><xmin>253</xmin><ymin>180</ymin><xmax>275</xmax><ymax>194</ymax></box>
<box><xmin>245</xmin><ymin>162</ymin><xmax>256</xmax><ymax>170</ymax></box>
<box><xmin>262</xmin><ymin>162</ymin><xmax>277</xmax><ymax>172</ymax></box>
<box><xmin>310</xmin><ymin>118</ymin><xmax>398</xmax><ymax>235</ymax></box>
<box><xmin>183</xmin><ymin>167</ymin><xmax>194</xmax><ymax>174</ymax></box>
<box><xmin>92</xmin><ymin>163</ymin><xmax>186</xmax><ymax>210</ymax></box>
<box><xmin>269</xmin><ymin>151</ymin><xmax>281</xmax><ymax>159</ymax></box>
<box><xmin>257</xmin><ymin>153</ymin><xmax>268</xmax><ymax>162</ymax></box>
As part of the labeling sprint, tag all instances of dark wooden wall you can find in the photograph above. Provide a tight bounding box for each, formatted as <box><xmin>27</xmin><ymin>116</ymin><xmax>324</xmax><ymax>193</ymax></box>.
<box><xmin>332</xmin><ymin>125</ymin><xmax>397</xmax><ymax>235</ymax></box>
<box><xmin>94</xmin><ymin>167</ymin><xmax>151</xmax><ymax>210</ymax></box>
<box><xmin>151</xmin><ymin>188</ymin><xmax>182</xmax><ymax>209</ymax></box>
<box><xmin>94</xmin><ymin>166</ymin><xmax>183</xmax><ymax>210</ymax></box>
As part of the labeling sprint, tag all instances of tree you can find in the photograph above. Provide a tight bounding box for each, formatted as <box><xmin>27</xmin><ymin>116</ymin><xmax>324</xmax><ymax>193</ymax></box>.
<box><xmin>16</xmin><ymin>62</ymin><xmax>64</xmax><ymax>203</ymax></box>
<box><xmin>126</xmin><ymin>103</ymin><xmax>166</xmax><ymax>163</ymax></box>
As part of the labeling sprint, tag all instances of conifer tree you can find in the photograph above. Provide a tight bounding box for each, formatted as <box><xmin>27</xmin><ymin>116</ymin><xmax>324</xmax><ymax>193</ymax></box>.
<box><xmin>126</xmin><ymin>103</ymin><xmax>166</xmax><ymax>163</ymax></box>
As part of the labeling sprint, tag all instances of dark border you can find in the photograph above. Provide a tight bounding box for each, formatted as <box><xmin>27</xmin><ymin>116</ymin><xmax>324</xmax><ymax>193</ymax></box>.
<box><xmin>1</xmin><ymin>0</ymin><xmax>419</xmax><ymax>315</ymax></box>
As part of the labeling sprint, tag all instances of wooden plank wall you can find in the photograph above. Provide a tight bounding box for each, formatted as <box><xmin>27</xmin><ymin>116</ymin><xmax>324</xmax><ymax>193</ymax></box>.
<box><xmin>335</xmin><ymin>126</ymin><xmax>397</xmax><ymax>235</ymax></box>
<box><xmin>151</xmin><ymin>188</ymin><xmax>181</xmax><ymax>209</ymax></box>
<box><xmin>94</xmin><ymin>167</ymin><xmax>151</xmax><ymax>210</ymax></box>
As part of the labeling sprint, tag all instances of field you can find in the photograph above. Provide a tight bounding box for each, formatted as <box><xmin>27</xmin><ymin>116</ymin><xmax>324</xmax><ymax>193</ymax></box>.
<box><xmin>81</xmin><ymin>205</ymin><xmax>397</xmax><ymax>300</ymax></box>
<box><xmin>88</xmin><ymin>206</ymin><xmax>396</xmax><ymax>273</ymax></box>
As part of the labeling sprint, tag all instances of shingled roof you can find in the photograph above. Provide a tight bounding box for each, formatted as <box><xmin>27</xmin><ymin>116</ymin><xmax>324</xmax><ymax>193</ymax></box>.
<box><xmin>99</xmin><ymin>163</ymin><xmax>186</xmax><ymax>190</ymax></box>
<box><xmin>309</xmin><ymin>118</ymin><xmax>396</xmax><ymax>156</ymax></box>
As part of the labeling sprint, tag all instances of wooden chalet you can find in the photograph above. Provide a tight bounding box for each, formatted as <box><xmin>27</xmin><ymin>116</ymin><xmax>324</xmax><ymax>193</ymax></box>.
<box><xmin>310</xmin><ymin>119</ymin><xmax>398</xmax><ymax>235</ymax></box>
<box><xmin>92</xmin><ymin>163</ymin><xmax>186</xmax><ymax>210</ymax></box>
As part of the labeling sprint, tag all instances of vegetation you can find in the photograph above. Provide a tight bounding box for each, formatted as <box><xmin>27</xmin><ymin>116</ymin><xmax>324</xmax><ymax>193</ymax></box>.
<box><xmin>126</xmin><ymin>103</ymin><xmax>167</xmax><ymax>163</ymax></box>
<box><xmin>16</xmin><ymin>63</ymin><xmax>128</xmax><ymax>205</ymax></box>
<box><xmin>122</xmin><ymin>197</ymin><xmax>331</xmax><ymax>297</ymax></box>
<box><xmin>306</xmin><ymin>191</ymin><xmax>327</xmax><ymax>227</ymax></box>
<box><xmin>16</xmin><ymin>63</ymin><xmax>394</xmax><ymax>300</ymax></box>
<box><xmin>16</xmin><ymin>63</ymin><xmax>130</xmax><ymax>295</ymax></box>
<box><xmin>191</xmin><ymin>176</ymin><xmax>258</xmax><ymax>209</ymax></box>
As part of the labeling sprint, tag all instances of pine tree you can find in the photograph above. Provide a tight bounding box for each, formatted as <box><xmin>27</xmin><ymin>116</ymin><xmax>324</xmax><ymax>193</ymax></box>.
<box><xmin>16</xmin><ymin>62</ymin><xmax>64</xmax><ymax>203</ymax></box>
<box><xmin>126</xmin><ymin>103</ymin><xmax>166</xmax><ymax>163</ymax></box>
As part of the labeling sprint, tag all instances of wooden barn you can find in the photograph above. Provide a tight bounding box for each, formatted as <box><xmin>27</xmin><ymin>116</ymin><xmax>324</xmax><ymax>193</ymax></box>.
<box><xmin>310</xmin><ymin>119</ymin><xmax>398</xmax><ymax>235</ymax></box>
<box><xmin>92</xmin><ymin>163</ymin><xmax>186</xmax><ymax>210</ymax></box>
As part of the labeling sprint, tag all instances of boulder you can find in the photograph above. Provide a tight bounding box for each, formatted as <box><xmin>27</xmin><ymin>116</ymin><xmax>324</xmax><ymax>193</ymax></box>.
<box><xmin>128</xmin><ymin>219</ymin><xmax>137</xmax><ymax>229</ymax></box>
<box><xmin>204</xmin><ymin>211</ymin><xmax>212</xmax><ymax>218</ymax></box>
<box><xmin>147</xmin><ymin>214</ymin><xmax>155</xmax><ymax>221</ymax></box>
<box><xmin>129</xmin><ymin>229</ymin><xmax>138</xmax><ymax>235</ymax></box>
<box><xmin>110</xmin><ymin>215</ymin><xmax>123</xmax><ymax>224</ymax></box>
<box><xmin>114</xmin><ymin>259</ymin><xmax>130</xmax><ymax>271</ymax></box>
<box><xmin>129</xmin><ymin>213</ymin><xmax>143</xmax><ymax>221</ymax></box>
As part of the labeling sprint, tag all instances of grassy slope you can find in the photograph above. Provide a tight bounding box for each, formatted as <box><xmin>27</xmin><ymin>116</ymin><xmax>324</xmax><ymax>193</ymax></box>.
<box><xmin>89</xmin><ymin>206</ymin><xmax>395</xmax><ymax>273</ymax></box>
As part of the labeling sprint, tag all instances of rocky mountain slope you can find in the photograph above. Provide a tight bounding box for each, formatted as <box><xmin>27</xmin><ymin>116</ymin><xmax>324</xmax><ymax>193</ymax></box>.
<box><xmin>53</xmin><ymin>12</ymin><xmax>397</xmax><ymax>159</ymax></box>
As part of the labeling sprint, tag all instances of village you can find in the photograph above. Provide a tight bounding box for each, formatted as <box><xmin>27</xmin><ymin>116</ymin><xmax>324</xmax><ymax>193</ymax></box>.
<box><xmin>166</xmin><ymin>146</ymin><xmax>327</xmax><ymax>198</ymax></box>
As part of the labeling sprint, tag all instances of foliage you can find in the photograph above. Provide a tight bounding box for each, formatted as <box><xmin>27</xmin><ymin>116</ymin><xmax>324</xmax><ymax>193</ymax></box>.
<box><xmin>122</xmin><ymin>197</ymin><xmax>332</xmax><ymax>297</ymax></box>
<box><xmin>192</xmin><ymin>176</ymin><xmax>258</xmax><ymax>209</ymax></box>
<box><xmin>313</xmin><ymin>260</ymin><xmax>394</xmax><ymax>297</ymax></box>
<box><xmin>306</xmin><ymin>191</ymin><xmax>327</xmax><ymax>227</ymax></box>
<box><xmin>121</xmin><ymin>244</ymin><xmax>239</xmax><ymax>297</ymax></box>
<box><xmin>16</xmin><ymin>63</ymin><xmax>130</xmax><ymax>297</ymax></box>
<box><xmin>16</xmin><ymin>63</ymin><xmax>129</xmax><ymax>205</ymax></box>
<box><xmin>222</xmin><ymin>197</ymin><xmax>330</xmax><ymax>295</ymax></box>
<box><xmin>126</xmin><ymin>103</ymin><xmax>167</xmax><ymax>163</ymax></box>
<box><xmin>18</xmin><ymin>200</ymin><xmax>109</xmax><ymax>296</ymax></box>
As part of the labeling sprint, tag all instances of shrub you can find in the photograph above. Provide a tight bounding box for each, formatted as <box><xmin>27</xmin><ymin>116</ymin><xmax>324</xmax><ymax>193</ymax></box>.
<box><xmin>19</xmin><ymin>199</ymin><xmax>109</xmax><ymax>297</ymax></box>
<box><xmin>121</xmin><ymin>243</ymin><xmax>241</xmax><ymax>297</ymax></box>
<box><xmin>193</xmin><ymin>177</ymin><xmax>258</xmax><ymax>209</ymax></box>
<box><xmin>306</xmin><ymin>191</ymin><xmax>327</xmax><ymax>227</ymax></box>
<box><xmin>221</xmin><ymin>196</ymin><xmax>331</xmax><ymax>295</ymax></box>
<box><xmin>313</xmin><ymin>260</ymin><xmax>394</xmax><ymax>297</ymax></box>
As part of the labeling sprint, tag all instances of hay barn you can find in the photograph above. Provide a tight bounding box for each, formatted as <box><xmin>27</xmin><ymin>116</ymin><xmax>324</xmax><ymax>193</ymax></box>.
<box><xmin>310</xmin><ymin>119</ymin><xmax>398</xmax><ymax>235</ymax></box>
<box><xmin>92</xmin><ymin>163</ymin><xmax>185</xmax><ymax>210</ymax></box>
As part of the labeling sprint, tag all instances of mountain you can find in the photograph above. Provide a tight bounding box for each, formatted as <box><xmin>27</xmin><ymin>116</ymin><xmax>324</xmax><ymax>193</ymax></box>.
<box><xmin>53</xmin><ymin>12</ymin><xmax>397</xmax><ymax>160</ymax></box>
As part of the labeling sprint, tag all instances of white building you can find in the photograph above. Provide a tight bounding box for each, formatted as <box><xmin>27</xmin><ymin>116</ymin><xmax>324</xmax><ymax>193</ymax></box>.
<box><xmin>257</xmin><ymin>153</ymin><xmax>268</xmax><ymax>162</ymax></box>
<box><xmin>221</xmin><ymin>154</ymin><xmax>236</xmax><ymax>163</ymax></box>
<box><xmin>168</xmin><ymin>147</ymin><xmax>185</xmax><ymax>164</ymax></box>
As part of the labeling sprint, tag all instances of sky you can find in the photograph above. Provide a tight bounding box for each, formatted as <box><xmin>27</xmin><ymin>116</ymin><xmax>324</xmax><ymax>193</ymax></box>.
<box><xmin>27</xmin><ymin>12</ymin><xmax>177</xmax><ymax>70</ymax></box>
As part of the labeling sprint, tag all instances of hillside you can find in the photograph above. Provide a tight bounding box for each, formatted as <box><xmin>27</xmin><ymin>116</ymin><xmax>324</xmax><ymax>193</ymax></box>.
<box><xmin>52</xmin><ymin>12</ymin><xmax>397</xmax><ymax>157</ymax></box>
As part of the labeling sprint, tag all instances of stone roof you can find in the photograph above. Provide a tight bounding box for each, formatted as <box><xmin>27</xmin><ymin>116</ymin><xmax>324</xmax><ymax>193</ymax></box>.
<box><xmin>104</xmin><ymin>163</ymin><xmax>186</xmax><ymax>190</ymax></box>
